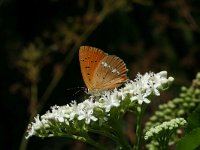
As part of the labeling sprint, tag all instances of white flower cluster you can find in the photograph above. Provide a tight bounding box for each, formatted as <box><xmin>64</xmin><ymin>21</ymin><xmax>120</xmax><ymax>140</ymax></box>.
<box><xmin>26</xmin><ymin>71</ymin><xmax>174</xmax><ymax>139</ymax></box>
<box><xmin>124</xmin><ymin>71</ymin><xmax>174</xmax><ymax>104</ymax></box>
<box><xmin>144</xmin><ymin>118</ymin><xmax>187</xmax><ymax>140</ymax></box>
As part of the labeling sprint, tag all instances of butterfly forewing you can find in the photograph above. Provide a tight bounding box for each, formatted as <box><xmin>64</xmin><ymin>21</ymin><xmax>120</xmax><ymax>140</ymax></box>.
<box><xmin>79</xmin><ymin>46</ymin><xmax>107</xmax><ymax>91</ymax></box>
<box><xmin>91</xmin><ymin>55</ymin><xmax>128</xmax><ymax>91</ymax></box>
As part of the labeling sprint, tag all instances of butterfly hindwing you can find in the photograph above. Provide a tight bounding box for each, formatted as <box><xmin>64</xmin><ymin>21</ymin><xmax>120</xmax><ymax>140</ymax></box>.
<box><xmin>91</xmin><ymin>55</ymin><xmax>128</xmax><ymax>91</ymax></box>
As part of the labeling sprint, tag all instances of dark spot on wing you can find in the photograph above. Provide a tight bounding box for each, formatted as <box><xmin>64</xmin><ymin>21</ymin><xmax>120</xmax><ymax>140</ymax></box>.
<box><xmin>85</xmin><ymin>66</ymin><xmax>91</xmax><ymax>68</ymax></box>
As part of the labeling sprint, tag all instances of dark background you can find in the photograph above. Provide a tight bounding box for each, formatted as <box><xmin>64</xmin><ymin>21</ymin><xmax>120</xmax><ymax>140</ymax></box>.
<box><xmin>0</xmin><ymin>0</ymin><xmax>200</xmax><ymax>150</ymax></box>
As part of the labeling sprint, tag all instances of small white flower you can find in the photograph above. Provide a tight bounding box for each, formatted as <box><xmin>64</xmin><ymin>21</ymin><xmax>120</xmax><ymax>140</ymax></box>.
<box><xmin>148</xmin><ymin>80</ymin><xmax>160</xmax><ymax>96</ymax></box>
<box><xmin>138</xmin><ymin>72</ymin><xmax>151</xmax><ymax>89</ymax></box>
<box><xmin>74</xmin><ymin>98</ymin><xmax>98</xmax><ymax>124</ymax></box>
<box><xmin>69</xmin><ymin>100</ymin><xmax>79</xmax><ymax>120</ymax></box>
<box><xmin>115</xmin><ymin>88</ymin><xmax>127</xmax><ymax>101</ymax></box>
<box><xmin>131</xmin><ymin>91</ymin><xmax>150</xmax><ymax>104</ymax></box>
<box><xmin>58</xmin><ymin>117</ymin><xmax>64</xmax><ymax>122</ymax></box>
<box><xmin>26</xmin><ymin>115</ymin><xmax>43</xmax><ymax>139</ymax></box>
<box><xmin>123</xmin><ymin>80</ymin><xmax>137</xmax><ymax>94</ymax></box>
<box><xmin>100</xmin><ymin>91</ymin><xmax>120</xmax><ymax>112</ymax></box>
<box><xmin>78</xmin><ymin>109</ymin><xmax>97</xmax><ymax>124</ymax></box>
<box><xmin>81</xmin><ymin>98</ymin><xmax>96</xmax><ymax>111</ymax></box>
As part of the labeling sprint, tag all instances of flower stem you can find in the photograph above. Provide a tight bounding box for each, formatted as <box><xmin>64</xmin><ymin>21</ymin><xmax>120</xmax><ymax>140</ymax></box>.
<box><xmin>86</xmin><ymin>137</ymin><xmax>109</xmax><ymax>150</ymax></box>
<box><xmin>157</xmin><ymin>131</ymin><xmax>171</xmax><ymax>150</ymax></box>
<box><xmin>59</xmin><ymin>134</ymin><xmax>109</xmax><ymax>150</ymax></box>
<box><xmin>134</xmin><ymin>105</ymin><xmax>147</xmax><ymax>150</ymax></box>
<box><xmin>113</xmin><ymin>117</ymin><xmax>131</xmax><ymax>149</ymax></box>
<box><xmin>158</xmin><ymin>137</ymin><xmax>169</xmax><ymax>150</ymax></box>
<box><xmin>89</xmin><ymin>128</ymin><xmax>118</xmax><ymax>143</ymax></box>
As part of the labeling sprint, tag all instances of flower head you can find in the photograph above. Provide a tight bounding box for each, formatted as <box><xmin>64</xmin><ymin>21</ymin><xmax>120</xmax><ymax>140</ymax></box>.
<box><xmin>26</xmin><ymin>71</ymin><xmax>173</xmax><ymax>139</ymax></box>
<box><xmin>144</xmin><ymin>118</ymin><xmax>187</xmax><ymax>140</ymax></box>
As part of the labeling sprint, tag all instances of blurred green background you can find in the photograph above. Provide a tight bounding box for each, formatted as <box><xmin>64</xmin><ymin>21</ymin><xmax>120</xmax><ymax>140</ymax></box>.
<box><xmin>0</xmin><ymin>0</ymin><xmax>200</xmax><ymax>150</ymax></box>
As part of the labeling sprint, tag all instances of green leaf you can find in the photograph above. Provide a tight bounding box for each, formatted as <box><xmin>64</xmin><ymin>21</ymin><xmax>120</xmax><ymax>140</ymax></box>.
<box><xmin>176</xmin><ymin>128</ymin><xmax>200</xmax><ymax>150</ymax></box>
<box><xmin>187</xmin><ymin>104</ymin><xmax>200</xmax><ymax>132</ymax></box>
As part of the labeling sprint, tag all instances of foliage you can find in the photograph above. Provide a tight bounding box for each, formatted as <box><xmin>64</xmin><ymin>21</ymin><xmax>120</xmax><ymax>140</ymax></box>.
<box><xmin>145</xmin><ymin>73</ymin><xmax>200</xmax><ymax>149</ymax></box>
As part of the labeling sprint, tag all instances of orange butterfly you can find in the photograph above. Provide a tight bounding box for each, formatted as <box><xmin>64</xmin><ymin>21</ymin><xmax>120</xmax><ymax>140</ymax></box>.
<box><xmin>79</xmin><ymin>46</ymin><xmax>128</xmax><ymax>93</ymax></box>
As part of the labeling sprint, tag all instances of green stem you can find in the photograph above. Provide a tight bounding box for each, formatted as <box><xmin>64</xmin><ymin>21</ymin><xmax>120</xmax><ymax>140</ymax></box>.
<box><xmin>135</xmin><ymin>110</ymin><xmax>142</xmax><ymax>150</ymax></box>
<box><xmin>158</xmin><ymin>137</ymin><xmax>169</xmax><ymax>150</ymax></box>
<box><xmin>134</xmin><ymin>105</ymin><xmax>147</xmax><ymax>150</ymax></box>
<box><xmin>89</xmin><ymin>128</ymin><xmax>118</xmax><ymax>143</ymax></box>
<box><xmin>85</xmin><ymin>136</ymin><xmax>109</xmax><ymax>150</ymax></box>
<box><xmin>112</xmin><ymin>117</ymin><xmax>131</xmax><ymax>149</ymax></box>
<box><xmin>57</xmin><ymin>134</ymin><xmax>109</xmax><ymax>150</ymax></box>
<box><xmin>157</xmin><ymin>130</ymin><xmax>172</xmax><ymax>150</ymax></box>
<box><xmin>116</xmin><ymin>127</ymin><xmax>130</xmax><ymax>149</ymax></box>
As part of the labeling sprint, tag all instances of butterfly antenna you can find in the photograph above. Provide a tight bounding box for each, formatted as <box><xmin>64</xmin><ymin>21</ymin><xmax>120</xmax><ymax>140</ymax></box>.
<box><xmin>69</xmin><ymin>87</ymin><xmax>86</xmax><ymax>97</ymax></box>
<box><xmin>74</xmin><ymin>87</ymin><xmax>84</xmax><ymax>96</ymax></box>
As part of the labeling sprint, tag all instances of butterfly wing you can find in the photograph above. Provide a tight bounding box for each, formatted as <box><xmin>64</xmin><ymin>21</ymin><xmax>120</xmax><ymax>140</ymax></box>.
<box><xmin>91</xmin><ymin>55</ymin><xmax>128</xmax><ymax>91</ymax></box>
<box><xmin>79</xmin><ymin>46</ymin><xmax>107</xmax><ymax>91</ymax></box>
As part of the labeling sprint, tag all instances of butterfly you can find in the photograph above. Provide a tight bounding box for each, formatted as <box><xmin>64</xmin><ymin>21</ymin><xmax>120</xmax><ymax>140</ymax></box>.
<box><xmin>79</xmin><ymin>46</ymin><xmax>128</xmax><ymax>93</ymax></box>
